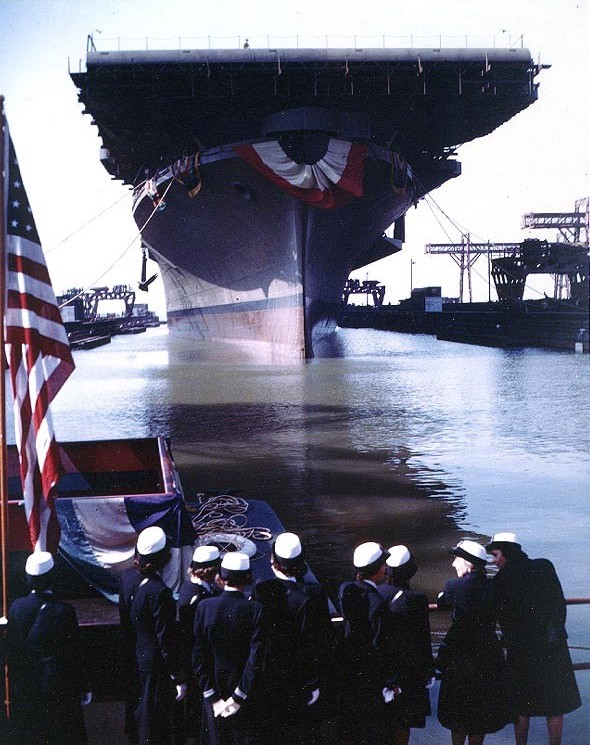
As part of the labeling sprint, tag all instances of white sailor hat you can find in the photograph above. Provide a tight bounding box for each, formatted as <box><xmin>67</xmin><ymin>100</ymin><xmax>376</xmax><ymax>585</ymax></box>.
<box><xmin>451</xmin><ymin>539</ymin><xmax>488</xmax><ymax>565</ymax></box>
<box><xmin>353</xmin><ymin>542</ymin><xmax>387</xmax><ymax>569</ymax></box>
<box><xmin>25</xmin><ymin>551</ymin><xmax>55</xmax><ymax>577</ymax></box>
<box><xmin>191</xmin><ymin>545</ymin><xmax>221</xmax><ymax>567</ymax></box>
<box><xmin>136</xmin><ymin>526</ymin><xmax>167</xmax><ymax>556</ymax></box>
<box><xmin>273</xmin><ymin>532</ymin><xmax>303</xmax><ymax>561</ymax></box>
<box><xmin>486</xmin><ymin>532</ymin><xmax>521</xmax><ymax>550</ymax></box>
<box><xmin>221</xmin><ymin>552</ymin><xmax>250</xmax><ymax>572</ymax></box>
<box><xmin>386</xmin><ymin>545</ymin><xmax>412</xmax><ymax>568</ymax></box>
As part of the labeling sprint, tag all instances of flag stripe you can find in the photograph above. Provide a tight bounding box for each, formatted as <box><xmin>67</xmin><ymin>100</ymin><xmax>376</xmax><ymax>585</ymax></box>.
<box><xmin>8</xmin><ymin>249</ymin><xmax>53</xmax><ymax>285</ymax></box>
<box><xmin>4</xmin><ymin>118</ymin><xmax>74</xmax><ymax>552</ymax></box>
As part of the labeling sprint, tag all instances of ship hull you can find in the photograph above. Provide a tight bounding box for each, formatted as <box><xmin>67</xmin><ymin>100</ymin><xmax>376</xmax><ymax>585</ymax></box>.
<box><xmin>136</xmin><ymin>144</ymin><xmax>450</xmax><ymax>361</ymax></box>
<box><xmin>73</xmin><ymin>46</ymin><xmax>540</xmax><ymax>361</ymax></box>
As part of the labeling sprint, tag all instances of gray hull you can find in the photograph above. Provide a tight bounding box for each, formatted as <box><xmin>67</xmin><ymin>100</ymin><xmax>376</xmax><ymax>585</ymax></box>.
<box><xmin>135</xmin><ymin>144</ymin><xmax>452</xmax><ymax>361</ymax></box>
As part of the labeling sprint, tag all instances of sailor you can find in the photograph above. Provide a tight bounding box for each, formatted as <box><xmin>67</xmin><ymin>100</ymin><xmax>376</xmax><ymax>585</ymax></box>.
<box><xmin>484</xmin><ymin>532</ymin><xmax>581</xmax><ymax>745</ymax></box>
<box><xmin>178</xmin><ymin>545</ymin><xmax>222</xmax><ymax>636</ymax></box>
<box><xmin>177</xmin><ymin>545</ymin><xmax>222</xmax><ymax>740</ymax></box>
<box><xmin>119</xmin><ymin>526</ymin><xmax>187</xmax><ymax>745</ymax></box>
<box><xmin>5</xmin><ymin>550</ymin><xmax>90</xmax><ymax>745</ymax></box>
<box><xmin>192</xmin><ymin>551</ymin><xmax>265</xmax><ymax>745</ymax></box>
<box><xmin>336</xmin><ymin>542</ymin><xmax>401</xmax><ymax>745</ymax></box>
<box><xmin>377</xmin><ymin>545</ymin><xmax>435</xmax><ymax>744</ymax></box>
<box><xmin>251</xmin><ymin>531</ymin><xmax>332</xmax><ymax>744</ymax></box>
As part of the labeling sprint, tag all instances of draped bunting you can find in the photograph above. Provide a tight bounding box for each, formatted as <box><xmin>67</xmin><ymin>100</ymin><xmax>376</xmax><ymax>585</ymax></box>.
<box><xmin>234</xmin><ymin>139</ymin><xmax>367</xmax><ymax>208</ymax></box>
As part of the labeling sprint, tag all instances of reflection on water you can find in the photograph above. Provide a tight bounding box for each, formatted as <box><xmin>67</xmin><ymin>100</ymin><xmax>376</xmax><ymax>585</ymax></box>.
<box><xmin>40</xmin><ymin>327</ymin><xmax>589</xmax><ymax>598</ymax></box>
<box><xmin>8</xmin><ymin>324</ymin><xmax>587</xmax><ymax>738</ymax></box>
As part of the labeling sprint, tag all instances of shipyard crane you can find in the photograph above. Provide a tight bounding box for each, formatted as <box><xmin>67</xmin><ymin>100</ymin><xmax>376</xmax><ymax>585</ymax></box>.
<box><xmin>424</xmin><ymin>235</ymin><xmax>521</xmax><ymax>302</ymax></box>
<box><xmin>342</xmin><ymin>278</ymin><xmax>386</xmax><ymax>306</ymax></box>
<box><xmin>425</xmin><ymin>198</ymin><xmax>589</xmax><ymax>303</ymax></box>
<box><xmin>521</xmin><ymin>197</ymin><xmax>589</xmax><ymax>298</ymax></box>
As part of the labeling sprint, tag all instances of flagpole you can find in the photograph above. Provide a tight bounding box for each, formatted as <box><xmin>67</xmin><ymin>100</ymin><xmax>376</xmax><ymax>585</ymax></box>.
<box><xmin>0</xmin><ymin>94</ymin><xmax>12</xmax><ymax>720</ymax></box>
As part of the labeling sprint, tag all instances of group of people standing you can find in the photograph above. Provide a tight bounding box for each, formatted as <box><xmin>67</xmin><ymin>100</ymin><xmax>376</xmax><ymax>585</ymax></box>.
<box><xmin>2</xmin><ymin>528</ymin><xmax>582</xmax><ymax>745</ymax></box>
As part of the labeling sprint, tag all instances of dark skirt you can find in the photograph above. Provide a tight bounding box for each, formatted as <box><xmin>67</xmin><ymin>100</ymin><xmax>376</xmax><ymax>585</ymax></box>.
<box><xmin>384</xmin><ymin>676</ymin><xmax>431</xmax><ymax>729</ymax></box>
<box><xmin>506</xmin><ymin>642</ymin><xmax>581</xmax><ymax>717</ymax></box>
<box><xmin>437</xmin><ymin>646</ymin><xmax>511</xmax><ymax>735</ymax></box>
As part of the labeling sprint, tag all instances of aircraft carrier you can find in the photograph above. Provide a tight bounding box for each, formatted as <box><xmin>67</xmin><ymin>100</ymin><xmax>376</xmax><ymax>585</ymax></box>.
<box><xmin>71</xmin><ymin>45</ymin><xmax>544</xmax><ymax>361</ymax></box>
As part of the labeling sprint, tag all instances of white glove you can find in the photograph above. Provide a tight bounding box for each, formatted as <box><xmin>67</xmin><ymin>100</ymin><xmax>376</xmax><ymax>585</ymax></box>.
<box><xmin>382</xmin><ymin>686</ymin><xmax>401</xmax><ymax>703</ymax></box>
<box><xmin>81</xmin><ymin>692</ymin><xmax>92</xmax><ymax>706</ymax></box>
<box><xmin>175</xmin><ymin>683</ymin><xmax>188</xmax><ymax>702</ymax></box>
<box><xmin>426</xmin><ymin>676</ymin><xmax>436</xmax><ymax>689</ymax></box>
<box><xmin>307</xmin><ymin>688</ymin><xmax>320</xmax><ymax>706</ymax></box>
<box><xmin>221</xmin><ymin>697</ymin><xmax>242</xmax><ymax>718</ymax></box>
<box><xmin>212</xmin><ymin>698</ymin><xmax>227</xmax><ymax>717</ymax></box>
<box><xmin>0</xmin><ymin>616</ymin><xmax>7</xmax><ymax>626</ymax></box>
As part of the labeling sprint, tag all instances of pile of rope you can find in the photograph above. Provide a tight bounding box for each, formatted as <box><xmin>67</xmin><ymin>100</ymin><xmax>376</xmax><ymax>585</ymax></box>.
<box><xmin>186</xmin><ymin>494</ymin><xmax>273</xmax><ymax>543</ymax></box>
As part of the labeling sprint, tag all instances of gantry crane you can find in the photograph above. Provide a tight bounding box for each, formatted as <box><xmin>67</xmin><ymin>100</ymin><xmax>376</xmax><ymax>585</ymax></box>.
<box><xmin>424</xmin><ymin>198</ymin><xmax>589</xmax><ymax>303</ymax></box>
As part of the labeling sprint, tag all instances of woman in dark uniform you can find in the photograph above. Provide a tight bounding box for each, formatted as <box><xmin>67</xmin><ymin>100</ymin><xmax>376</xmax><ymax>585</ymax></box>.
<box><xmin>485</xmin><ymin>532</ymin><xmax>581</xmax><ymax>745</ymax></box>
<box><xmin>192</xmin><ymin>551</ymin><xmax>265</xmax><ymax>745</ymax></box>
<box><xmin>337</xmin><ymin>542</ymin><xmax>401</xmax><ymax>745</ymax></box>
<box><xmin>436</xmin><ymin>539</ymin><xmax>509</xmax><ymax>745</ymax></box>
<box><xmin>250</xmin><ymin>532</ymin><xmax>332</xmax><ymax>744</ymax></box>
<box><xmin>120</xmin><ymin>526</ymin><xmax>187</xmax><ymax>745</ymax></box>
<box><xmin>6</xmin><ymin>551</ymin><xmax>90</xmax><ymax>745</ymax></box>
<box><xmin>177</xmin><ymin>546</ymin><xmax>222</xmax><ymax>742</ymax></box>
<box><xmin>378</xmin><ymin>545</ymin><xmax>434</xmax><ymax>744</ymax></box>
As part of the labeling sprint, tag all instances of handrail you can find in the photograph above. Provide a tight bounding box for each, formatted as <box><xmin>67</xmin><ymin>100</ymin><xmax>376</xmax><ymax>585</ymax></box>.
<box><xmin>428</xmin><ymin>597</ymin><xmax>590</xmax><ymax>611</ymax></box>
<box><xmin>85</xmin><ymin>32</ymin><xmax>526</xmax><ymax>54</ymax></box>
<box><xmin>332</xmin><ymin>598</ymin><xmax>590</xmax><ymax>672</ymax></box>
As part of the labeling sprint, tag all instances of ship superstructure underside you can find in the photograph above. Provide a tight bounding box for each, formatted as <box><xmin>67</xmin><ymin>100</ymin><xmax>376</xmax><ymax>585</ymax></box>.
<box><xmin>72</xmin><ymin>47</ymin><xmax>543</xmax><ymax>360</ymax></box>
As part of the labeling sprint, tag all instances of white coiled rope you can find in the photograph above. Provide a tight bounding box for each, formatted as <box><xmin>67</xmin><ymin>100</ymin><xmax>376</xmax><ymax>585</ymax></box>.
<box><xmin>187</xmin><ymin>495</ymin><xmax>274</xmax><ymax>556</ymax></box>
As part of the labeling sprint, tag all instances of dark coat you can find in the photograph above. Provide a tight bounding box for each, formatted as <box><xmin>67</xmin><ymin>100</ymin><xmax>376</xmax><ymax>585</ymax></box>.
<box><xmin>6</xmin><ymin>590</ymin><xmax>88</xmax><ymax>745</ymax></box>
<box><xmin>118</xmin><ymin>566</ymin><xmax>143</xmax><ymax>742</ymax></box>
<box><xmin>377</xmin><ymin>581</ymin><xmax>434</xmax><ymax>728</ymax></box>
<box><xmin>177</xmin><ymin>579</ymin><xmax>220</xmax><ymax>740</ymax></box>
<box><xmin>485</xmin><ymin>552</ymin><xmax>581</xmax><ymax>717</ymax></box>
<box><xmin>250</xmin><ymin>577</ymin><xmax>332</xmax><ymax>744</ymax></box>
<box><xmin>119</xmin><ymin>569</ymin><xmax>185</xmax><ymax>745</ymax></box>
<box><xmin>436</xmin><ymin>570</ymin><xmax>510</xmax><ymax>735</ymax></box>
<box><xmin>193</xmin><ymin>589</ymin><xmax>265</xmax><ymax>745</ymax></box>
<box><xmin>178</xmin><ymin>580</ymin><xmax>219</xmax><ymax>631</ymax></box>
<box><xmin>336</xmin><ymin>579</ymin><xmax>400</xmax><ymax>744</ymax></box>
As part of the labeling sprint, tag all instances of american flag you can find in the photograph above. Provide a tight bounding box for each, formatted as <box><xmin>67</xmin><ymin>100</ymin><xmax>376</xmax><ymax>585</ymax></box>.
<box><xmin>3</xmin><ymin>117</ymin><xmax>74</xmax><ymax>552</ymax></box>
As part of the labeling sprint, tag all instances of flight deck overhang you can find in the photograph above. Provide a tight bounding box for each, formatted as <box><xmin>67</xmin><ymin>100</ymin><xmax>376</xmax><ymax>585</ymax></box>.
<box><xmin>71</xmin><ymin>46</ymin><xmax>542</xmax><ymax>185</ymax></box>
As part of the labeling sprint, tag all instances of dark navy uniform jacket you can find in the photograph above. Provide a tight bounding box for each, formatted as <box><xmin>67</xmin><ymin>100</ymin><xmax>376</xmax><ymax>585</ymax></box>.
<box><xmin>378</xmin><ymin>582</ymin><xmax>434</xmax><ymax>685</ymax></box>
<box><xmin>6</xmin><ymin>590</ymin><xmax>88</xmax><ymax>744</ymax></box>
<box><xmin>192</xmin><ymin>589</ymin><xmax>264</xmax><ymax>703</ymax></box>
<box><xmin>133</xmin><ymin>574</ymin><xmax>183</xmax><ymax>678</ymax></box>
<box><xmin>338</xmin><ymin>579</ymin><xmax>400</xmax><ymax>689</ymax></box>
<box><xmin>177</xmin><ymin>579</ymin><xmax>219</xmax><ymax>637</ymax></box>
<box><xmin>258</xmin><ymin>577</ymin><xmax>331</xmax><ymax>692</ymax></box>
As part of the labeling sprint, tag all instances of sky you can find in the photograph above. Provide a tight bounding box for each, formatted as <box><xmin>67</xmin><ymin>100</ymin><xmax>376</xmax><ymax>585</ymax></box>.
<box><xmin>0</xmin><ymin>0</ymin><xmax>588</xmax><ymax>315</ymax></box>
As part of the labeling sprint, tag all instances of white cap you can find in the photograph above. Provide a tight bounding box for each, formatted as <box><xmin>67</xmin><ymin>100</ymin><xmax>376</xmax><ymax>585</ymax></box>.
<box><xmin>488</xmin><ymin>532</ymin><xmax>519</xmax><ymax>546</ymax></box>
<box><xmin>25</xmin><ymin>551</ymin><xmax>54</xmax><ymax>577</ymax></box>
<box><xmin>452</xmin><ymin>539</ymin><xmax>488</xmax><ymax>564</ymax></box>
<box><xmin>192</xmin><ymin>546</ymin><xmax>220</xmax><ymax>566</ymax></box>
<box><xmin>221</xmin><ymin>552</ymin><xmax>250</xmax><ymax>572</ymax></box>
<box><xmin>136</xmin><ymin>526</ymin><xmax>167</xmax><ymax>556</ymax></box>
<box><xmin>353</xmin><ymin>542</ymin><xmax>386</xmax><ymax>569</ymax></box>
<box><xmin>386</xmin><ymin>545</ymin><xmax>412</xmax><ymax>568</ymax></box>
<box><xmin>274</xmin><ymin>532</ymin><xmax>303</xmax><ymax>560</ymax></box>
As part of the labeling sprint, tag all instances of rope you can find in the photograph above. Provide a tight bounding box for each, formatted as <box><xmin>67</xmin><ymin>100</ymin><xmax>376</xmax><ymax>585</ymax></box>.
<box><xmin>186</xmin><ymin>494</ymin><xmax>274</xmax><ymax>543</ymax></box>
<box><xmin>45</xmin><ymin>188</ymin><xmax>135</xmax><ymax>255</ymax></box>
<box><xmin>58</xmin><ymin>178</ymin><xmax>174</xmax><ymax>310</ymax></box>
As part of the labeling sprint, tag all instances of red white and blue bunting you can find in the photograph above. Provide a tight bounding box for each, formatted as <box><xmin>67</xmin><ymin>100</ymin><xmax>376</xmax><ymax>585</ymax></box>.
<box><xmin>234</xmin><ymin>139</ymin><xmax>367</xmax><ymax>208</ymax></box>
